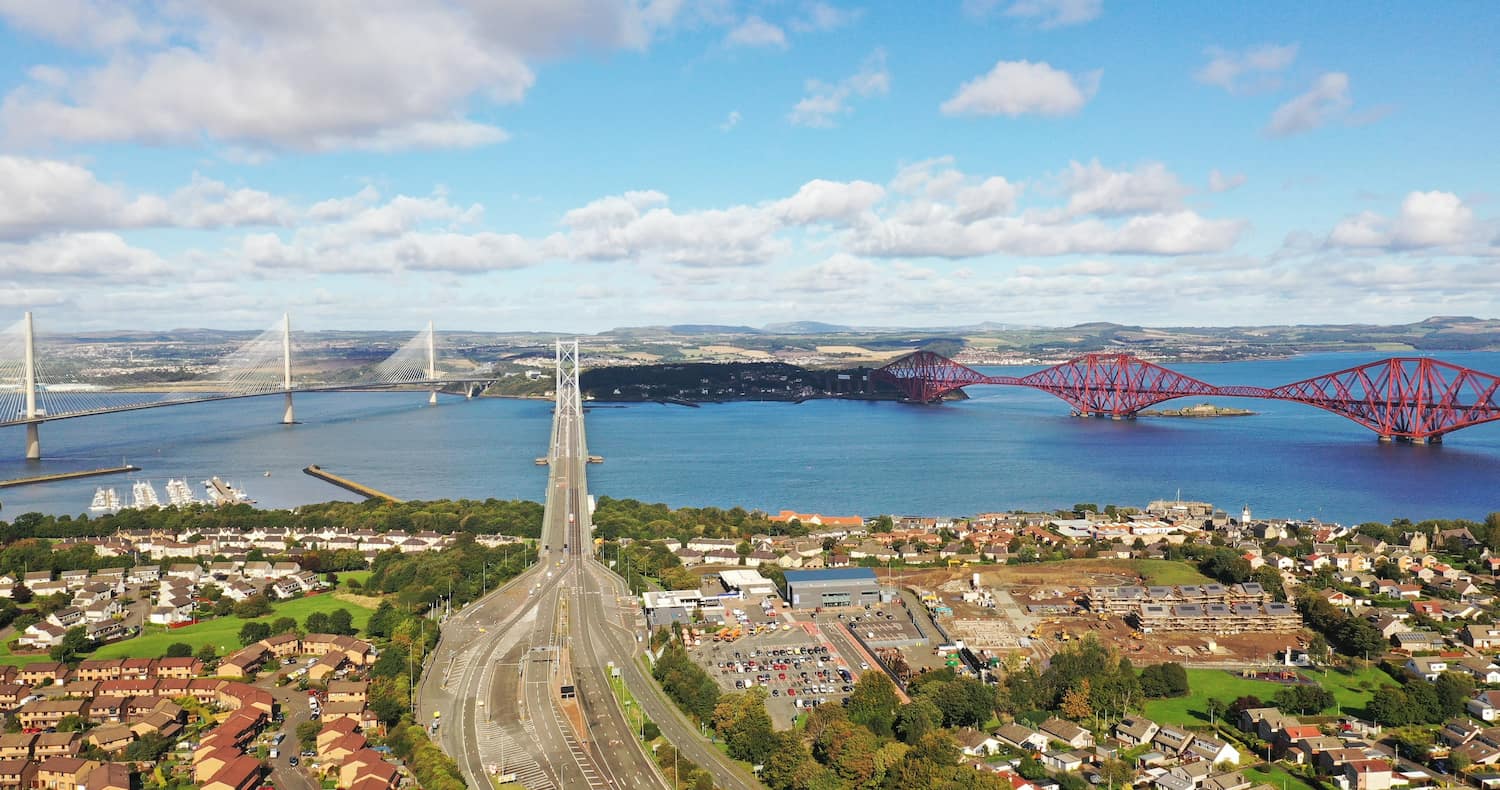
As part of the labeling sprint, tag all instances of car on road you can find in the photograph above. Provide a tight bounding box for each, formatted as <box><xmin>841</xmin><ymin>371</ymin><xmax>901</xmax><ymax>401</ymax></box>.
<box><xmin>288</xmin><ymin>757</ymin><xmax>299</xmax><ymax>767</ymax></box>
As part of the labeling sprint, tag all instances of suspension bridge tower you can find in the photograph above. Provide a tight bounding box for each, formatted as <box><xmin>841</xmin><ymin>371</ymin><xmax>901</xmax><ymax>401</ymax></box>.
<box><xmin>281</xmin><ymin>313</ymin><xmax>295</xmax><ymax>425</ymax></box>
<box><xmin>427</xmin><ymin>321</ymin><xmax>438</xmax><ymax>406</ymax></box>
<box><xmin>23</xmin><ymin>312</ymin><xmax>39</xmax><ymax>460</ymax></box>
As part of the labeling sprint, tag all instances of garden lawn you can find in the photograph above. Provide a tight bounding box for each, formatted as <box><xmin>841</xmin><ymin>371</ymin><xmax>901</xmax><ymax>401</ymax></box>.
<box><xmin>335</xmin><ymin>570</ymin><xmax>372</xmax><ymax>589</ymax></box>
<box><xmin>1143</xmin><ymin>666</ymin><xmax>1394</xmax><ymax>725</ymax></box>
<box><xmin>1306</xmin><ymin>664</ymin><xmax>1397</xmax><ymax>716</ymax></box>
<box><xmin>1131</xmin><ymin>560</ymin><xmax>1212</xmax><ymax>586</ymax></box>
<box><xmin>0</xmin><ymin>639</ymin><xmax>57</xmax><ymax>666</ymax></box>
<box><xmin>1142</xmin><ymin>669</ymin><xmax>1287</xmax><ymax>725</ymax></box>
<box><xmin>1246</xmin><ymin>764</ymin><xmax>1319</xmax><ymax>790</ymax></box>
<box><xmin>87</xmin><ymin>594</ymin><xmax>374</xmax><ymax>662</ymax></box>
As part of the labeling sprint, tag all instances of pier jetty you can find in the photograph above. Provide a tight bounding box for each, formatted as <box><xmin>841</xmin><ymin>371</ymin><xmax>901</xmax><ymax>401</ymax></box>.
<box><xmin>0</xmin><ymin>465</ymin><xmax>140</xmax><ymax>489</ymax></box>
<box><xmin>302</xmin><ymin>465</ymin><xmax>402</xmax><ymax>502</ymax></box>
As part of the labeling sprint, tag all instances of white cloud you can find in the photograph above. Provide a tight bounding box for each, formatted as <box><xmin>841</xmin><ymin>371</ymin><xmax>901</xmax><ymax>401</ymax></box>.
<box><xmin>849</xmin><ymin>210</ymin><xmax>1244</xmax><ymax>259</ymax></box>
<box><xmin>0</xmin><ymin>1</ymin><xmax>685</xmax><ymax>151</ymax></box>
<box><xmin>0</xmin><ymin>156</ymin><xmax>289</xmax><ymax>239</ymax></box>
<box><xmin>1194</xmin><ymin>43</ymin><xmax>1298</xmax><ymax>93</ymax></box>
<box><xmin>783</xmin><ymin>254</ymin><xmax>879</xmax><ymax>292</ymax></box>
<box><xmin>1265</xmin><ymin>72</ymin><xmax>1352</xmax><ymax>137</ymax></box>
<box><xmin>1058</xmin><ymin>160</ymin><xmax>1190</xmax><ymax>217</ymax></box>
<box><xmin>788</xmin><ymin>2</ymin><xmax>862</xmax><ymax>33</ymax></box>
<box><xmin>941</xmin><ymin>60</ymin><xmax>1099</xmax><ymax>118</ymax></box>
<box><xmin>773</xmin><ymin>180</ymin><xmax>886</xmax><ymax>224</ymax></box>
<box><xmin>719</xmin><ymin>110</ymin><xmax>742</xmax><ymax>132</ymax></box>
<box><xmin>0</xmin><ymin>0</ymin><xmax>157</xmax><ymax>50</ymax></box>
<box><xmin>1327</xmin><ymin>191</ymin><xmax>1485</xmax><ymax>251</ymax></box>
<box><xmin>1208</xmin><ymin>170</ymin><xmax>1247</xmax><ymax>193</ymax></box>
<box><xmin>985</xmin><ymin>0</ymin><xmax>1103</xmax><ymax>28</ymax></box>
<box><xmin>725</xmin><ymin>16</ymin><xmax>787</xmax><ymax>48</ymax></box>
<box><xmin>562</xmin><ymin>191</ymin><xmax>786</xmax><ymax>267</ymax></box>
<box><xmin>0</xmin><ymin>232</ymin><xmax>167</xmax><ymax>280</ymax></box>
<box><xmin>788</xmin><ymin>49</ymin><xmax>889</xmax><ymax>128</ymax></box>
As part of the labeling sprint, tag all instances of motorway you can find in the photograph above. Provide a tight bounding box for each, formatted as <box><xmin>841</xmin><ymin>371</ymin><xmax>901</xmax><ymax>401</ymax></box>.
<box><xmin>421</xmin><ymin>347</ymin><xmax>753</xmax><ymax>789</ymax></box>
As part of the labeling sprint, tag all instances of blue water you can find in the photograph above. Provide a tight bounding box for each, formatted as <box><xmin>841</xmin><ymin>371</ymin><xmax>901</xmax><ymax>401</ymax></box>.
<box><xmin>1</xmin><ymin>352</ymin><xmax>1498</xmax><ymax>525</ymax></box>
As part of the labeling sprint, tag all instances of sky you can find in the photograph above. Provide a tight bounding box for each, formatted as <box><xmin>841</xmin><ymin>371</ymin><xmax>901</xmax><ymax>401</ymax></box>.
<box><xmin>0</xmin><ymin>0</ymin><xmax>1496</xmax><ymax>332</ymax></box>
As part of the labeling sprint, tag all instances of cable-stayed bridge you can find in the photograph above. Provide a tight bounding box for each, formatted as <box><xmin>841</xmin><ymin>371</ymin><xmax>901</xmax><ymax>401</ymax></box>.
<box><xmin>0</xmin><ymin>313</ymin><xmax>497</xmax><ymax>459</ymax></box>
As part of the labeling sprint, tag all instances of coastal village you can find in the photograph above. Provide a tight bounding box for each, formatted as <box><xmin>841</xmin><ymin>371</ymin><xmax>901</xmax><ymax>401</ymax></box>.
<box><xmin>623</xmin><ymin>500</ymin><xmax>1500</xmax><ymax>790</ymax></box>
<box><xmin>0</xmin><ymin>521</ymin><xmax>508</xmax><ymax>790</ymax></box>
<box><xmin>0</xmin><ymin>497</ymin><xmax>1498</xmax><ymax>789</ymax></box>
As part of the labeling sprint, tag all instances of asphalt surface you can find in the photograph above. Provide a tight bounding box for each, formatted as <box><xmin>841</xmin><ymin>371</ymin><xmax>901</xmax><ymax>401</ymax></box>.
<box><xmin>420</xmin><ymin>374</ymin><xmax>678</xmax><ymax>789</ymax></box>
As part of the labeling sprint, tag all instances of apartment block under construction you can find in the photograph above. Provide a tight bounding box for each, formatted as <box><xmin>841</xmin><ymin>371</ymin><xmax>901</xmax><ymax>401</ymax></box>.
<box><xmin>1085</xmin><ymin>582</ymin><xmax>1270</xmax><ymax>616</ymax></box>
<box><xmin>1130</xmin><ymin>601</ymin><xmax>1301</xmax><ymax>633</ymax></box>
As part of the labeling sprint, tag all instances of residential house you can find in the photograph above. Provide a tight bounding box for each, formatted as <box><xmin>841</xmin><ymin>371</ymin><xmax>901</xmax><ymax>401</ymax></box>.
<box><xmin>1040</xmin><ymin>717</ymin><xmax>1096</xmax><ymax>749</ymax></box>
<box><xmin>32</xmin><ymin>757</ymin><xmax>99</xmax><ymax>790</ymax></box>
<box><xmin>997</xmin><ymin>723</ymin><xmax>1049</xmax><ymax>752</ymax></box>
<box><xmin>1153</xmin><ymin>725</ymin><xmax>1195</xmax><ymax>756</ymax></box>
<box><xmin>954</xmin><ymin>728</ymin><xmax>1002</xmax><ymax>757</ymax></box>
<box><xmin>1116</xmin><ymin>716</ymin><xmax>1161</xmax><ymax>747</ymax></box>
<box><xmin>1186</xmin><ymin>734</ymin><xmax>1240</xmax><ymax>766</ymax></box>
<box><xmin>1343</xmin><ymin>760</ymin><xmax>1394</xmax><ymax>790</ymax></box>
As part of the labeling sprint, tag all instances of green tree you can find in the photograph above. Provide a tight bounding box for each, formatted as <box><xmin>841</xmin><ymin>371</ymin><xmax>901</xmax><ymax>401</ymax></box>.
<box><xmin>305</xmin><ymin>611</ymin><xmax>332</xmax><ymax>634</ymax></box>
<box><xmin>55</xmin><ymin>714</ymin><xmax>88</xmax><ymax>732</ymax></box>
<box><xmin>49</xmin><ymin>626</ymin><xmax>93</xmax><ymax>664</ymax></box>
<box><xmin>1435</xmin><ymin>672</ymin><xmax>1476</xmax><ymax>718</ymax></box>
<box><xmin>233</xmin><ymin>595</ymin><xmax>272</xmax><ymax>618</ymax></box>
<box><xmin>271</xmin><ymin>616</ymin><xmax>298</xmax><ymax>635</ymax></box>
<box><xmin>238</xmin><ymin>620</ymin><xmax>271</xmax><ymax>646</ymax></box>
<box><xmin>893</xmin><ymin>698</ymin><xmax>943</xmax><ymax>744</ymax></box>
<box><xmin>296</xmin><ymin>720</ymin><xmax>321</xmax><ymax>750</ymax></box>
<box><xmin>329</xmin><ymin>608</ymin><xmax>355</xmax><ymax>635</ymax></box>
<box><xmin>1273</xmin><ymin>684</ymin><xmax>1334</xmax><ymax>715</ymax></box>
<box><xmin>845</xmin><ymin>670</ymin><xmax>899</xmax><ymax>737</ymax></box>
<box><xmin>165</xmin><ymin>642</ymin><xmax>193</xmax><ymax>658</ymax></box>
<box><xmin>196</xmin><ymin>643</ymin><xmax>219</xmax><ymax>666</ymax></box>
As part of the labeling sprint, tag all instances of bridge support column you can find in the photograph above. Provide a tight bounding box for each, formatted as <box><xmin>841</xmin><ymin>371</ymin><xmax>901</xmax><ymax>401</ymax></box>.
<box><xmin>1411</xmin><ymin>436</ymin><xmax>1429</xmax><ymax>445</ymax></box>
<box><xmin>426</xmin><ymin>320</ymin><xmax>438</xmax><ymax>407</ymax></box>
<box><xmin>280</xmin><ymin>313</ymin><xmax>295</xmax><ymax>424</ymax></box>
<box><xmin>1377</xmin><ymin>434</ymin><xmax>1393</xmax><ymax>443</ymax></box>
<box><xmin>23</xmin><ymin>311</ymin><xmax>39</xmax><ymax>460</ymax></box>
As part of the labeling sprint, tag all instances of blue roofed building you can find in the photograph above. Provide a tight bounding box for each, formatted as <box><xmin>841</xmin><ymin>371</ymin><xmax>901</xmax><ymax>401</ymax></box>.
<box><xmin>781</xmin><ymin>567</ymin><xmax>880</xmax><ymax>608</ymax></box>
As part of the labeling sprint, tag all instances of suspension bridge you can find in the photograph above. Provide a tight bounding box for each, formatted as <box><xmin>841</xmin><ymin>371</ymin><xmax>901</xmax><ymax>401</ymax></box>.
<box><xmin>874</xmin><ymin>350</ymin><xmax>1500</xmax><ymax>444</ymax></box>
<box><xmin>0</xmin><ymin>312</ymin><xmax>498</xmax><ymax>460</ymax></box>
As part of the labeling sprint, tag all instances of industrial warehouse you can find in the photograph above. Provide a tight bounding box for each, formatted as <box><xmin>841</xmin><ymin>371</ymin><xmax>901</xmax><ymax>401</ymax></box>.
<box><xmin>780</xmin><ymin>567</ymin><xmax>883</xmax><ymax>608</ymax></box>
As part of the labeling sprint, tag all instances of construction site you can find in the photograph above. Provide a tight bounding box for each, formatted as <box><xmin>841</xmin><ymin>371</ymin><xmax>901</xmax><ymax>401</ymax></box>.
<box><xmin>884</xmin><ymin>561</ymin><xmax>1307</xmax><ymax>668</ymax></box>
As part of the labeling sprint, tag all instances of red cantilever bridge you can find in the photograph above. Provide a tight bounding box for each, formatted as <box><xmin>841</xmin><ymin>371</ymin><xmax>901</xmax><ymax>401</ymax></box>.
<box><xmin>873</xmin><ymin>350</ymin><xmax>1500</xmax><ymax>444</ymax></box>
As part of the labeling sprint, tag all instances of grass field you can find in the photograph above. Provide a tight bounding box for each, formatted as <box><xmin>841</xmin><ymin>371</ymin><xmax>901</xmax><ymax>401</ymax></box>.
<box><xmin>336</xmin><ymin>570</ymin><xmax>373</xmax><ymax>589</ymax></box>
<box><xmin>84</xmin><ymin>594</ymin><xmax>374</xmax><ymax>662</ymax></box>
<box><xmin>1143</xmin><ymin>667</ymin><xmax>1394</xmax><ymax>725</ymax></box>
<box><xmin>1143</xmin><ymin>669</ymin><xmax>1285</xmax><ymax>725</ymax></box>
<box><xmin>1131</xmin><ymin>559</ymin><xmax>1213</xmax><ymax>585</ymax></box>
<box><xmin>1247</xmin><ymin>764</ymin><xmax>1320</xmax><ymax>790</ymax></box>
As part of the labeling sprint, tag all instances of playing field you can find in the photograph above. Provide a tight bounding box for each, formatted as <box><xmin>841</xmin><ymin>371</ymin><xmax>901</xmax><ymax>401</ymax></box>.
<box><xmin>1142</xmin><ymin>666</ymin><xmax>1396</xmax><ymax>724</ymax></box>
<box><xmin>86</xmin><ymin>594</ymin><xmax>374</xmax><ymax>661</ymax></box>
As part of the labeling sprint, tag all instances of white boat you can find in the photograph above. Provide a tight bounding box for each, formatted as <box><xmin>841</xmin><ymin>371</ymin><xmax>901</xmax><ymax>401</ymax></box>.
<box><xmin>165</xmin><ymin>478</ymin><xmax>198</xmax><ymax>506</ymax></box>
<box><xmin>89</xmin><ymin>487</ymin><xmax>121</xmax><ymax>513</ymax></box>
<box><xmin>131</xmin><ymin>481</ymin><xmax>161</xmax><ymax>509</ymax></box>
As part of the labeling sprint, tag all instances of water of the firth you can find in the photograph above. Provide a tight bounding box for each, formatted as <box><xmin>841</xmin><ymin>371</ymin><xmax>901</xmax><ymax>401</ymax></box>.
<box><xmin>1</xmin><ymin>352</ymin><xmax>1497</xmax><ymax>524</ymax></box>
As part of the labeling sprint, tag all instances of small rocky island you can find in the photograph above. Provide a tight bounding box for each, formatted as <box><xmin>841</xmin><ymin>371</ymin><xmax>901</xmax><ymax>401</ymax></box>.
<box><xmin>1140</xmin><ymin>402</ymin><xmax>1255</xmax><ymax>418</ymax></box>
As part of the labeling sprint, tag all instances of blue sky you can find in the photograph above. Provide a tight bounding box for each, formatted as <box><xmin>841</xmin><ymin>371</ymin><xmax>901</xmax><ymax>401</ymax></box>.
<box><xmin>0</xmin><ymin>0</ymin><xmax>1495</xmax><ymax>331</ymax></box>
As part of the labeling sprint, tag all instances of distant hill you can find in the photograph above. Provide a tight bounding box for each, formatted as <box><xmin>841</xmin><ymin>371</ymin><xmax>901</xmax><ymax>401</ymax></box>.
<box><xmin>761</xmin><ymin>321</ymin><xmax>852</xmax><ymax>334</ymax></box>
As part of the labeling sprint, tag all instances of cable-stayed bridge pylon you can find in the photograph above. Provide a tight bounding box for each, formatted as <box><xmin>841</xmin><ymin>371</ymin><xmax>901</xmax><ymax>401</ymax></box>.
<box><xmin>0</xmin><ymin>313</ymin><xmax>493</xmax><ymax>459</ymax></box>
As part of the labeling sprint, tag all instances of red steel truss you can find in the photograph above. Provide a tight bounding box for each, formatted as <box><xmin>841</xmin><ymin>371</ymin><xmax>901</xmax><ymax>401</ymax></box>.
<box><xmin>874</xmin><ymin>352</ymin><xmax>1500</xmax><ymax>442</ymax></box>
